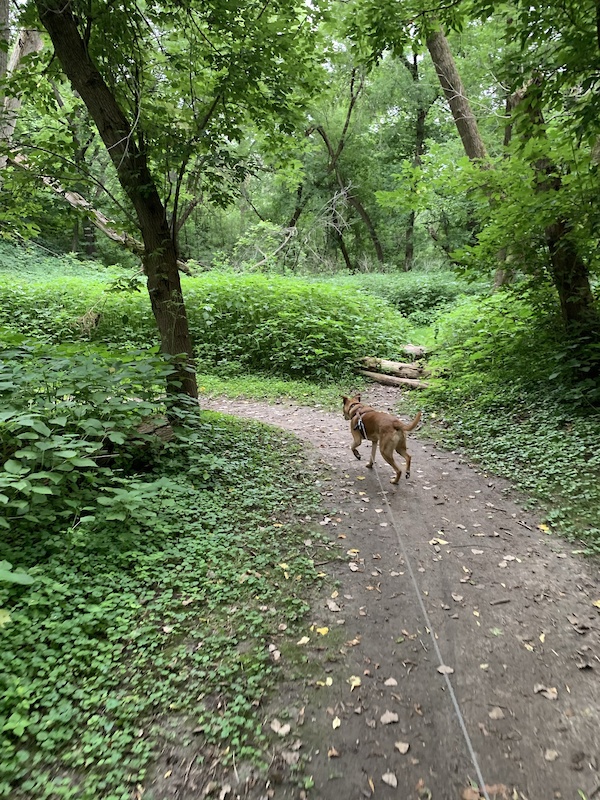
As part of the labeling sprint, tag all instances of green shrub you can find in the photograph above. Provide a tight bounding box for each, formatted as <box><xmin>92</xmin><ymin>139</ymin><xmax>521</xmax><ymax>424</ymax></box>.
<box><xmin>326</xmin><ymin>270</ymin><xmax>489</xmax><ymax>324</ymax></box>
<box><xmin>419</xmin><ymin>291</ymin><xmax>600</xmax><ymax>547</ymax></box>
<box><xmin>182</xmin><ymin>274</ymin><xmax>411</xmax><ymax>378</ymax></box>
<box><xmin>0</xmin><ymin>332</ymin><xmax>174</xmax><ymax>548</ymax></box>
<box><xmin>0</xmin><ymin>273</ymin><xmax>412</xmax><ymax>380</ymax></box>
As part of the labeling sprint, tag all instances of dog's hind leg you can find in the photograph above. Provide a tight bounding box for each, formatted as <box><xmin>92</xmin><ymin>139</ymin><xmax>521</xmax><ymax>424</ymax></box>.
<box><xmin>379</xmin><ymin>442</ymin><xmax>402</xmax><ymax>484</ymax></box>
<box><xmin>396</xmin><ymin>442</ymin><xmax>411</xmax><ymax>478</ymax></box>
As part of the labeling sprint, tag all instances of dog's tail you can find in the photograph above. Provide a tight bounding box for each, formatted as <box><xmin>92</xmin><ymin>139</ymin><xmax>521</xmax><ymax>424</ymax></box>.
<box><xmin>398</xmin><ymin>411</ymin><xmax>422</xmax><ymax>431</ymax></box>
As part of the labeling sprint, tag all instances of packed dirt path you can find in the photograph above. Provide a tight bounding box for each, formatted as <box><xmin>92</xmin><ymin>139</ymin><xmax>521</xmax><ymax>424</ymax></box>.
<box><xmin>200</xmin><ymin>386</ymin><xmax>600</xmax><ymax>800</ymax></box>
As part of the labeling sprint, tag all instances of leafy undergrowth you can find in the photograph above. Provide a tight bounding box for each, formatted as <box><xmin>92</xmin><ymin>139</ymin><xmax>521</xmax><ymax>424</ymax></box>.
<box><xmin>0</xmin><ymin>413</ymin><xmax>326</xmax><ymax>799</ymax></box>
<box><xmin>412</xmin><ymin>292</ymin><xmax>600</xmax><ymax>553</ymax></box>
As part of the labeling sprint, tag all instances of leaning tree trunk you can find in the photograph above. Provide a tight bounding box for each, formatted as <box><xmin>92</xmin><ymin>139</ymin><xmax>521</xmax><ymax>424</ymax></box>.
<box><xmin>36</xmin><ymin>0</ymin><xmax>197</xmax><ymax>402</ymax></box>
<box><xmin>426</xmin><ymin>26</ymin><xmax>487</xmax><ymax>161</ymax></box>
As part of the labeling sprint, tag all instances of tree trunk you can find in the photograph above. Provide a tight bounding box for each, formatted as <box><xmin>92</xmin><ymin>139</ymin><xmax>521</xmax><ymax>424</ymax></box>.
<box><xmin>545</xmin><ymin>218</ymin><xmax>598</xmax><ymax>334</ymax></box>
<box><xmin>0</xmin><ymin>28</ymin><xmax>44</xmax><ymax>171</ymax></box>
<box><xmin>347</xmin><ymin>193</ymin><xmax>384</xmax><ymax>263</ymax></box>
<box><xmin>403</xmin><ymin>56</ymin><xmax>429</xmax><ymax>270</ymax></box>
<box><xmin>426</xmin><ymin>27</ymin><xmax>487</xmax><ymax>161</ymax></box>
<box><xmin>36</xmin><ymin>1</ymin><xmax>197</xmax><ymax>402</ymax></box>
<box><xmin>517</xmin><ymin>79</ymin><xmax>598</xmax><ymax>337</ymax></box>
<box><xmin>0</xmin><ymin>0</ymin><xmax>9</xmax><ymax>81</ymax></box>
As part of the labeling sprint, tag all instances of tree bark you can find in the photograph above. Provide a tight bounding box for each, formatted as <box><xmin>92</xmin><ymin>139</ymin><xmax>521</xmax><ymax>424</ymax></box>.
<box><xmin>518</xmin><ymin>79</ymin><xmax>598</xmax><ymax>337</ymax></box>
<box><xmin>426</xmin><ymin>27</ymin><xmax>487</xmax><ymax>161</ymax></box>
<box><xmin>36</xmin><ymin>1</ymin><xmax>197</xmax><ymax>401</ymax></box>
<box><xmin>0</xmin><ymin>28</ymin><xmax>44</xmax><ymax>171</ymax></box>
<box><xmin>402</xmin><ymin>55</ymin><xmax>429</xmax><ymax>270</ymax></box>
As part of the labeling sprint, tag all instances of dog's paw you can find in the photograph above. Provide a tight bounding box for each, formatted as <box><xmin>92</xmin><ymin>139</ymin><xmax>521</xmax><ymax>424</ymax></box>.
<box><xmin>353</xmin><ymin>452</ymin><xmax>361</xmax><ymax>460</ymax></box>
<box><xmin>405</xmin><ymin>471</ymin><xmax>410</xmax><ymax>479</ymax></box>
<box><xmin>366</xmin><ymin>462</ymin><xmax>374</xmax><ymax>469</ymax></box>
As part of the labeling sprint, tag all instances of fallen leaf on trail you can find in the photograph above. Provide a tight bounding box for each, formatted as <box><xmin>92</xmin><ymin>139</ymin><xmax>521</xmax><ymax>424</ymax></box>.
<box><xmin>471</xmin><ymin>549</ymin><xmax>484</xmax><ymax>555</ymax></box>
<box><xmin>384</xmin><ymin>677</ymin><xmax>398</xmax><ymax>686</ymax></box>
<box><xmin>544</xmin><ymin>749</ymin><xmax>559</xmax><ymax>761</ymax></box>
<box><xmin>319</xmin><ymin>517</ymin><xmax>331</xmax><ymax>526</ymax></box>
<box><xmin>437</xmin><ymin>665</ymin><xmax>454</xmax><ymax>675</ymax></box>
<box><xmin>488</xmin><ymin>706</ymin><xmax>505</xmax><ymax>720</ymax></box>
<box><xmin>164</xmin><ymin>770</ymin><xmax>172</xmax><ymax>779</ymax></box>
<box><xmin>281</xmin><ymin>750</ymin><xmax>300</xmax><ymax>766</ymax></box>
<box><xmin>347</xmin><ymin>675</ymin><xmax>361</xmax><ymax>691</ymax></box>
<box><xmin>296</xmin><ymin>636</ymin><xmax>310</xmax><ymax>646</ymax></box>
<box><xmin>395</xmin><ymin>741</ymin><xmax>410</xmax><ymax>754</ymax></box>
<box><xmin>345</xmin><ymin>636</ymin><xmax>361</xmax><ymax>646</ymax></box>
<box><xmin>270</xmin><ymin>719</ymin><xmax>291</xmax><ymax>736</ymax></box>
<box><xmin>380</xmin><ymin>710</ymin><xmax>399</xmax><ymax>725</ymax></box>
<box><xmin>382</xmin><ymin>772</ymin><xmax>398</xmax><ymax>788</ymax></box>
<box><xmin>316</xmin><ymin>676</ymin><xmax>333</xmax><ymax>687</ymax></box>
<box><xmin>332</xmin><ymin>717</ymin><xmax>341</xmax><ymax>729</ymax></box>
<box><xmin>356</xmin><ymin>475</ymin><xmax>366</xmax><ymax>480</ymax></box>
<box><xmin>390</xmin><ymin>570</ymin><xmax>402</xmax><ymax>576</ymax></box>
<box><xmin>473</xmin><ymin>610</ymin><xmax>480</xmax><ymax>617</ymax></box>
<box><xmin>219</xmin><ymin>784</ymin><xmax>232</xmax><ymax>800</ymax></box>
<box><xmin>480</xmin><ymin>663</ymin><xmax>489</xmax><ymax>670</ymax></box>
<box><xmin>349</xmin><ymin>563</ymin><xmax>360</xmax><ymax>572</ymax></box>
<box><xmin>523</xmin><ymin>643</ymin><xmax>534</xmax><ymax>652</ymax></box>
<box><xmin>429</xmin><ymin>537</ymin><xmax>449</xmax><ymax>546</ymax></box>
<box><xmin>538</xmin><ymin>523</ymin><xmax>550</xmax><ymax>532</ymax></box>
<box><xmin>368</xmin><ymin>777</ymin><xmax>375</xmax><ymax>793</ymax></box>
<box><xmin>452</xmin><ymin>594</ymin><xmax>463</xmax><ymax>602</ymax></box>
<box><xmin>337</xmin><ymin>533</ymin><xmax>347</xmax><ymax>539</ymax></box>
<box><xmin>457</xmin><ymin>524</ymin><xmax>466</xmax><ymax>530</ymax></box>
<box><xmin>592</xmin><ymin>599</ymin><xmax>600</xmax><ymax>609</ymax></box>
<box><xmin>534</xmin><ymin>684</ymin><xmax>558</xmax><ymax>700</ymax></box>
<box><xmin>490</xmin><ymin>627</ymin><xmax>504</xmax><ymax>636</ymax></box>
<box><xmin>359</xmin><ymin>607</ymin><xmax>367</xmax><ymax>616</ymax></box>
<box><xmin>328</xmin><ymin>747</ymin><xmax>340</xmax><ymax>759</ymax></box>
<box><xmin>347</xmin><ymin>548</ymin><xmax>360</xmax><ymax>556</ymax></box>
<box><xmin>331</xmin><ymin>590</ymin><xmax>339</xmax><ymax>598</ymax></box>
<box><xmin>316</xmin><ymin>627</ymin><xmax>329</xmax><ymax>636</ymax></box>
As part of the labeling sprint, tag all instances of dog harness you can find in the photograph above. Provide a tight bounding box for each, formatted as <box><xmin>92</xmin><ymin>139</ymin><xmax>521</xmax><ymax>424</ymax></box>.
<box><xmin>347</xmin><ymin>401</ymin><xmax>369</xmax><ymax>439</ymax></box>
<box><xmin>354</xmin><ymin>413</ymin><xmax>367</xmax><ymax>439</ymax></box>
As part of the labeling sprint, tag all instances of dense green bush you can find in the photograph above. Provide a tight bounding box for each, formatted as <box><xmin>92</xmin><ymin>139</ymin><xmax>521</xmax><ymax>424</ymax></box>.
<box><xmin>421</xmin><ymin>291</ymin><xmax>600</xmax><ymax>547</ymax></box>
<box><xmin>0</xmin><ymin>332</ymin><xmax>174</xmax><ymax>551</ymax></box>
<box><xmin>0</xmin><ymin>272</ymin><xmax>412</xmax><ymax>380</ymax></box>
<box><xmin>327</xmin><ymin>270</ymin><xmax>489</xmax><ymax>324</ymax></box>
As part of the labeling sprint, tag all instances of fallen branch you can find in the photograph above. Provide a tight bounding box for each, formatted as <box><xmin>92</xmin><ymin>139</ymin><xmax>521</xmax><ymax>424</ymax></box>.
<box><xmin>358</xmin><ymin>369</ymin><xmax>429</xmax><ymax>389</ymax></box>
<box><xmin>11</xmin><ymin>153</ymin><xmax>192</xmax><ymax>275</ymax></box>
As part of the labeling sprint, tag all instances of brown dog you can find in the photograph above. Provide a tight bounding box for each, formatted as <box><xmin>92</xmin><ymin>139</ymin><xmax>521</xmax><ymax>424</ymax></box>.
<box><xmin>342</xmin><ymin>394</ymin><xmax>422</xmax><ymax>484</ymax></box>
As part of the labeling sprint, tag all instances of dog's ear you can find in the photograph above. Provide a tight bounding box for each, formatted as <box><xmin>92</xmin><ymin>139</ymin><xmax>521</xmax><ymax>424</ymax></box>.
<box><xmin>341</xmin><ymin>395</ymin><xmax>348</xmax><ymax>403</ymax></box>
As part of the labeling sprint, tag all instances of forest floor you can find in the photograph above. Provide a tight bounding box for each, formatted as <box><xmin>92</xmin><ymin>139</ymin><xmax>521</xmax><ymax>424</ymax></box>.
<box><xmin>151</xmin><ymin>385</ymin><xmax>600</xmax><ymax>800</ymax></box>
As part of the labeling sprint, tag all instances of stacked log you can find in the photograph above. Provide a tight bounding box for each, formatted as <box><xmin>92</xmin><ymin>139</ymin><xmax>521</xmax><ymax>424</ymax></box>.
<box><xmin>357</xmin><ymin>350</ymin><xmax>430</xmax><ymax>389</ymax></box>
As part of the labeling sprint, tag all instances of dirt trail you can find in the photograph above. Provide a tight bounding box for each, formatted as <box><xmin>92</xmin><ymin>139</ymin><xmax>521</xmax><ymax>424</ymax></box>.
<box><xmin>191</xmin><ymin>387</ymin><xmax>599</xmax><ymax>800</ymax></box>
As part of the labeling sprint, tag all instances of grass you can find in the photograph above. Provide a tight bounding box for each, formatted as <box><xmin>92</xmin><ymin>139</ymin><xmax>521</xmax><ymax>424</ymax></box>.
<box><xmin>197</xmin><ymin>373</ymin><xmax>360</xmax><ymax>409</ymax></box>
<box><xmin>0</xmin><ymin>414</ymin><xmax>334</xmax><ymax>799</ymax></box>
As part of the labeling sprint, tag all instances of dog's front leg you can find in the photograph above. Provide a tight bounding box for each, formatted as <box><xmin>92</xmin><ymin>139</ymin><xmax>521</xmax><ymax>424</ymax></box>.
<box><xmin>366</xmin><ymin>440</ymin><xmax>377</xmax><ymax>469</ymax></box>
<box><xmin>351</xmin><ymin>430</ymin><xmax>363</xmax><ymax>460</ymax></box>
